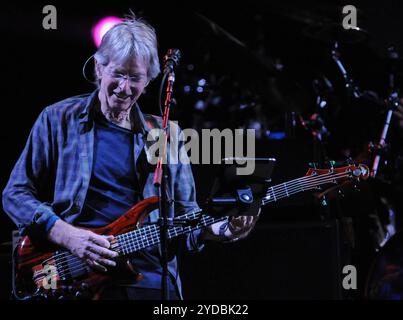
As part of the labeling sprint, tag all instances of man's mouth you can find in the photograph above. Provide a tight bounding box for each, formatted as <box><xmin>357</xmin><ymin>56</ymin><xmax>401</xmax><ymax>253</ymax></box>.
<box><xmin>113</xmin><ymin>93</ymin><xmax>131</xmax><ymax>100</ymax></box>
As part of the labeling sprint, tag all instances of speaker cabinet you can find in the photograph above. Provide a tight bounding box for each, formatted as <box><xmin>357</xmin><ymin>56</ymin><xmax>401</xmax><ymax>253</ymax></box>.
<box><xmin>182</xmin><ymin>219</ymin><xmax>344</xmax><ymax>299</ymax></box>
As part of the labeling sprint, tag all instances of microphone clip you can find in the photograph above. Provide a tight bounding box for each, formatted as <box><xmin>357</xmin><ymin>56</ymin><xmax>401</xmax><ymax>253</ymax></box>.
<box><xmin>163</xmin><ymin>48</ymin><xmax>181</xmax><ymax>74</ymax></box>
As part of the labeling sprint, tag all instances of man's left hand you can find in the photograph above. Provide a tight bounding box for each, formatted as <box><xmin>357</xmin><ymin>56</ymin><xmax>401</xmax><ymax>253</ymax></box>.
<box><xmin>200</xmin><ymin>210</ymin><xmax>260</xmax><ymax>242</ymax></box>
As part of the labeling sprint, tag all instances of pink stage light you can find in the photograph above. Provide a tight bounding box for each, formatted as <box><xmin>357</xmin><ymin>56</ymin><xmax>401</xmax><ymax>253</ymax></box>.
<box><xmin>92</xmin><ymin>16</ymin><xmax>122</xmax><ymax>47</ymax></box>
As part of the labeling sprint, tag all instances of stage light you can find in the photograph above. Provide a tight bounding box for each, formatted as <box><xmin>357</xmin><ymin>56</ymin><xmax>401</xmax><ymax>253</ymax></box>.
<box><xmin>92</xmin><ymin>16</ymin><xmax>122</xmax><ymax>47</ymax></box>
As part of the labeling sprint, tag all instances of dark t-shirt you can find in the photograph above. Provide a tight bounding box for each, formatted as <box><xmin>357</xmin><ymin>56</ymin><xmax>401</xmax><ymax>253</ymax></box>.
<box><xmin>77</xmin><ymin>114</ymin><xmax>141</xmax><ymax>227</ymax></box>
<box><xmin>76</xmin><ymin>112</ymin><xmax>175</xmax><ymax>290</ymax></box>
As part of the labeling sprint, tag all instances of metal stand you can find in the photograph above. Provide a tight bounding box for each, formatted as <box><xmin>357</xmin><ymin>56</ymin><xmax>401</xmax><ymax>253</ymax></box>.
<box><xmin>370</xmin><ymin>47</ymin><xmax>401</xmax><ymax>178</ymax></box>
<box><xmin>153</xmin><ymin>49</ymin><xmax>181</xmax><ymax>300</ymax></box>
<box><xmin>331</xmin><ymin>42</ymin><xmax>361</xmax><ymax>99</ymax></box>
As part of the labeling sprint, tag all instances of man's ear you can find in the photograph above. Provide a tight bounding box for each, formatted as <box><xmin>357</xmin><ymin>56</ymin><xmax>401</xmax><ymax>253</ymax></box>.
<box><xmin>141</xmin><ymin>80</ymin><xmax>150</xmax><ymax>95</ymax></box>
<box><xmin>94</xmin><ymin>59</ymin><xmax>102</xmax><ymax>79</ymax></box>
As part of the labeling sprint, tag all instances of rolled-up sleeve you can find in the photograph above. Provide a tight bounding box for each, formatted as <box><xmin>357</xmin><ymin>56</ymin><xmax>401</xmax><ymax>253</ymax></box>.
<box><xmin>2</xmin><ymin>108</ymin><xmax>58</xmax><ymax>237</ymax></box>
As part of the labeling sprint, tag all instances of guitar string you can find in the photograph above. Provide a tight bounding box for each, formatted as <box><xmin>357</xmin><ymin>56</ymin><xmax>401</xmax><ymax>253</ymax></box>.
<box><xmin>39</xmin><ymin>171</ymin><xmax>353</xmax><ymax>281</ymax></box>
<box><xmin>54</xmin><ymin>169</ymin><xmax>342</xmax><ymax>278</ymax></box>
<box><xmin>37</xmin><ymin>216</ymin><xmax>216</xmax><ymax>282</ymax></box>
<box><xmin>262</xmin><ymin>172</ymin><xmax>349</xmax><ymax>205</ymax></box>
<box><xmin>264</xmin><ymin>171</ymin><xmax>349</xmax><ymax>202</ymax></box>
<box><xmin>40</xmin><ymin>223</ymin><xmax>164</xmax><ymax>281</ymax></box>
<box><xmin>40</xmin><ymin>210</ymin><xmax>202</xmax><ymax>265</ymax></box>
<box><xmin>42</xmin><ymin>169</ymin><xmax>353</xmax><ymax>264</ymax></box>
<box><xmin>38</xmin><ymin>214</ymin><xmax>220</xmax><ymax>281</ymax></box>
<box><xmin>270</xmin><ymin>171</ymin><xmax>346</xmax><ymax>191</ymax></box>
<box><xmin>57</xmin><ymin>215</ymin><xmax>217</xmax><ymax>277</ymax></box>
<box><xmin>43</xmin><ymin>169</ymin><xmax>343</xmax><ymax>282</ymax></box>
<box><xmin>40</xmin><ymin>171</ymin><xmax>350</xmax><ymax>280</ymax></box>
<box><xmin>42</xmin><ymin>210</ymin><xmax>203</xmax><ymax>266</ymax></box>
<box><xmin>37</xmin><ymin>169</ymin><xmax>360</xmax><ymax>282</ymax></box>
<box><xmin>52</xmin><ymin>224</ymin><xmax>180</xmax><ymax>279</ymax></box>
<box><xmin>266</xmin><ymin>171</ymin><xmax>350</xmax><ymax>197</ymax></box>
<box><xmin>40</xmin><ymin>226</ymin><xmax>159</xmax><ymax>280</ymax></box>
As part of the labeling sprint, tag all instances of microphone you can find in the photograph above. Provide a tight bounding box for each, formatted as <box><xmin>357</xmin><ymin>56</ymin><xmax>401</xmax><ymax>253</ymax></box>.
<box><xmin>163</xmin><ymin>48</ymin><xmax>181</xmax><ymax>74</ymax></box>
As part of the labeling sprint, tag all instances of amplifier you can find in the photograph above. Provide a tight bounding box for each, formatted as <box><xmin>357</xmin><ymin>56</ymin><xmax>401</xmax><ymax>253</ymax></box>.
<box><xmin>182</xmin><ymin>219</ymin><xmax>346</xmax><ymax>299</ymax></box>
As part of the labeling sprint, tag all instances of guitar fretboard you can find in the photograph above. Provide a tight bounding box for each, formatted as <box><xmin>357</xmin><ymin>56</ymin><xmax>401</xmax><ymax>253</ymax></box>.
<box><xmin>262</xmin><ymin>170</ymin><xmax>350</xmax><ymax>206</ymax></box>
<box><xmin>116</xmin><ymin>211</ymin><xmax>227</xmax><ymax>256</ymax></box>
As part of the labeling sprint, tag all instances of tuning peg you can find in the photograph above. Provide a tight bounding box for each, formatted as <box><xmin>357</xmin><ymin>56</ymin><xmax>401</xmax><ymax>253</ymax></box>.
<box><xmin>320</xmin><ymin>195</ymin><xmax>327</xmax><ymax>206</ymax></box>
<box><xmin>345</xmin><ymin>157</ymin><xmax>353</xmax><ymax>165</ymax></box>
<box><xmin>338</xmin><ymin>189</ymin><xmax>345</xmax><ymax>197</ymax></box>
<box><xmin>309</xmin><ymin>162</ymin><xmax>318</xmax><ymax>169</ymax></box>
<box><xmin>328</xmin><ymin>160</ymin><xmax>336</xmax><ymax>169</ymax></box>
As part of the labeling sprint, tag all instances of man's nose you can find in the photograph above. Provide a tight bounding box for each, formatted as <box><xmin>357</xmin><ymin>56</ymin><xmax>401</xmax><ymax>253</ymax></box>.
<box><xmin>118</xmin><ymin>78</ymin><xmax>133</xmax><ymax>95</ymax></box>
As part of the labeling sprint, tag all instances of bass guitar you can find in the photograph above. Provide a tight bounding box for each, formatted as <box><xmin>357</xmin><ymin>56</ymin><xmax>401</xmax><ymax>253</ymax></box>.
<box><xmin>13</xmin><ymin>163</ymin><xmax>369</xmax><ymax>299</ymax></box>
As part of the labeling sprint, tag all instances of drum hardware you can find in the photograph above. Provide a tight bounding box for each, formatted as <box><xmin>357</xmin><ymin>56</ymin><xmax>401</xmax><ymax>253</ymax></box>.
<box><xmin>369</xmin><ymin>47</ymin><xmax>402</xmax><ymax>178</ymax></box>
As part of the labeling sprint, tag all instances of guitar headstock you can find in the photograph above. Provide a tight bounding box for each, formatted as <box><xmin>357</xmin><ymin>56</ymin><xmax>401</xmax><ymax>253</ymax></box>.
<box><xmin>303</xmin><ymin>163</ymin><xmax>370</xmax><ymax>196</ymax></box>
<box><xmin>305</xmin><ymin>163</ymin><xmax>370</xmax><ymax>181</ymax></box>
<box><xmin>260</xmin><ymin>162</ymin><xmax>370</xmax><ymax>206</ymax></box>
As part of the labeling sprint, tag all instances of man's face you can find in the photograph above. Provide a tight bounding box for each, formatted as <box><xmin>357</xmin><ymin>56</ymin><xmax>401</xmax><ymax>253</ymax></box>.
<box><xmin>96</xmin><ymin>57</ymin><xmax>149</xmax><ymax>111</ymax></box>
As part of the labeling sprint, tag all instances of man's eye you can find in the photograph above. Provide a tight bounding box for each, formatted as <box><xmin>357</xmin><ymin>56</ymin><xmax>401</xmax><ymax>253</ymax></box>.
<box><xmin>110</xmin><ymin>71</ymin><xmax>145</xmax><ymax>83</ymax></box>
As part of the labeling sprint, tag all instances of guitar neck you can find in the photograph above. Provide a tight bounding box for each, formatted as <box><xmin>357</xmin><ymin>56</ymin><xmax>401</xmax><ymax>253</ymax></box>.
<box><xmin>263</xmin><ymin>179</ymin><xmax>306</xmax><ymax>205</ymax></box>
<box><xmin>262</xmin><ymin>169</ymin><xmax>349</xmax><ymax>206</ymax></box>
<box><xmin>117</xmin><ymin>169</ymin><xmax>352</xmax><ymax>256</ymax></box>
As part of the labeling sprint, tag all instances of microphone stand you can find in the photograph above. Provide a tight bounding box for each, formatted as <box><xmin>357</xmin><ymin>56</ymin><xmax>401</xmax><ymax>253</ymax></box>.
<box><xmin>153</xmin><ymin>49</ymin><xmax>180</xmax><ymax>300</ymax></box>
<box><xmin>331</xmin><ymin>42</ymin><xmax>401</xmax><ymax>178</ymax></box>
<box><xmin>370</xmin><ymin>107</ymin><xmax>394</xmax><ymax>178</ymax></box>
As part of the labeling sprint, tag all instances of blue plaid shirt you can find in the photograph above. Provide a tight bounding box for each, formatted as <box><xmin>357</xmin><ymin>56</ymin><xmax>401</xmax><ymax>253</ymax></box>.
<box><xmin>2</xmin><ymin>90</ymin><xmax>203</xmax><ymax>295</ymax></box>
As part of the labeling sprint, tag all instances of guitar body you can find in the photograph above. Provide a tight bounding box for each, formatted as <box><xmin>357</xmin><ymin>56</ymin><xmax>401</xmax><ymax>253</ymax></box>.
<box><xmin>14</xmin><ymin>196</ymin><xmax>159</xmax><ymax>300</ymax></box>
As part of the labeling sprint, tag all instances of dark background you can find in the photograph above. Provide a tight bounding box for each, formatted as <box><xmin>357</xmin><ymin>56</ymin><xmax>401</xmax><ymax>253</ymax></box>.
<box><xmin>2</xmin><ymin>0</ymin><xmax>403</xmax><ymax>299</ymax></box>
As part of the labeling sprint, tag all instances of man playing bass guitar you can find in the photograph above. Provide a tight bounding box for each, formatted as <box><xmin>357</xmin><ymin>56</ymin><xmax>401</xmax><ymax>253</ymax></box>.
<box><xmin>2</xmin><ymin>13</ymin><xmax>257</xmax><ymax>300</ymax></box>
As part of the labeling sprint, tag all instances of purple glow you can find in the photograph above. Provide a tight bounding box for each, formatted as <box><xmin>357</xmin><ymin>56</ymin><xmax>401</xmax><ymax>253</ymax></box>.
<box><xmin>92</xmin><ymin>16</ymin><xmax>122</xmax><ymax>47</ymax></box>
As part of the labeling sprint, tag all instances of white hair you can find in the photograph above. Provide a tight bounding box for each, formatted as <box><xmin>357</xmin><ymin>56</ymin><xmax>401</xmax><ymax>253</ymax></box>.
<box><xmin>94</xmin><ymin>13</ymin><xmax>160</xmax><ymax>81</ymax></box>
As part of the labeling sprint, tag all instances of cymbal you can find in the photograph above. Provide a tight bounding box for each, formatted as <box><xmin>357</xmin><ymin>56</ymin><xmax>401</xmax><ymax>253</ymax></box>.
<box><xmin>303</xmin><ymin>23</ymin><xmax>369</xmax><ymax>45</ymax></box>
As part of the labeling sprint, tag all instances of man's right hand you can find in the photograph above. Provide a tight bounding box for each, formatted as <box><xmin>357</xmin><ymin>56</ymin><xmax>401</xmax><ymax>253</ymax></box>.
<box><xmin>47</xmin><ymin>219</ymin><xmax>118</xmax><ymax>272</ymax></box>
